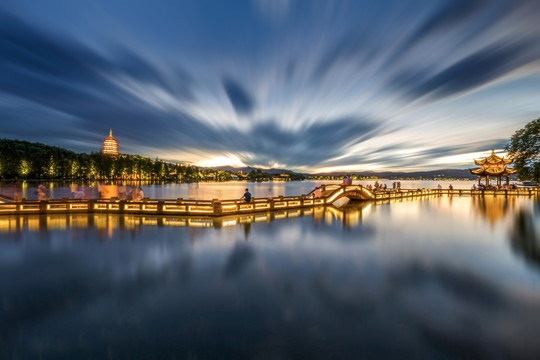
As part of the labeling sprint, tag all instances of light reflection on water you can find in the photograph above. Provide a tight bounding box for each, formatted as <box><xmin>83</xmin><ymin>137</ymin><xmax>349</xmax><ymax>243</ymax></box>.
<box><xmin>1</xmin><ymin>196</ymin><xmax>540</xmax><ymax>359</ymax></box>
<box><xmin>1</xmin><ymin>179</ymin><xmax>487</xmax><ymax>200</ymax></box>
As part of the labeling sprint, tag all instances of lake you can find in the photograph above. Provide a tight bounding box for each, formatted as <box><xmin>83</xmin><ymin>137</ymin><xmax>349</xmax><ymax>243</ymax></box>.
<box><xmin>1</xmin><ymin>179</ymin><xmax>492</xmax><ymax>201</ymax></box>
<box><xmin>1</xmin><ymin>183</ymin><xmax>540</xmax><ymax>359</ymax></box>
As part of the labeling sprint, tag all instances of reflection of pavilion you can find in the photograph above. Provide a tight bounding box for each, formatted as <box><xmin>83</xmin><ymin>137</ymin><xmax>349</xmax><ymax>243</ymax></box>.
<box><xmin>471</xmin><ymin>196</ymin><xmax>516</xmax><ymax>226</ymax></box>
<box><xmin>470</xmin><ymin>150</ymin><xmax>516</xmax><ymax>187</ymax></box>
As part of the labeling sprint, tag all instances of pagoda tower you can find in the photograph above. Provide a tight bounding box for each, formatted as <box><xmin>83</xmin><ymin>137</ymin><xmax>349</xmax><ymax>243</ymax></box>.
<box><xmin>102</xmin><ymin>129</ymin><xmax>119</xmax><ymax>155</ymax></box>
<box><xmin>470</xmin><ymin>150</ymin><xmax>516</xmax><ymax>187</ymax></box>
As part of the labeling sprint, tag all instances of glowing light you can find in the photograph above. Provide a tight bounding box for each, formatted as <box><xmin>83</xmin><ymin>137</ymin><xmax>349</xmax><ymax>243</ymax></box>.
<box><xmin>194</xmin><ymin>154</ymin><xmax>247</xmax><ymax>168</ymax></box>
<box><xmin>326</xmin><ymin>189</ymin><xmax>344</xmax><ymax>204</ymax></box>
<box><xmin>102</xmin><ymin>129</ymin><xmax>119</xmax><ymax>155</ymax></box>
<box><xmin>313</xmin><ymin>163</ymin><xmax>385</xmax><ymax>174</ymax></box>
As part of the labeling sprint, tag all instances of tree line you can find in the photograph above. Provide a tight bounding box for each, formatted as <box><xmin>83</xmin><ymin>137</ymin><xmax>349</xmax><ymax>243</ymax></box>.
<box><xmin>0</xmin><ymin>139</ymin><xmax>305</xmax><ymax>182</ymax></box>
<box><xmin>0</xmin><ymin>139</ymin><xmax>205</xmax><ymax>181</ymax></box>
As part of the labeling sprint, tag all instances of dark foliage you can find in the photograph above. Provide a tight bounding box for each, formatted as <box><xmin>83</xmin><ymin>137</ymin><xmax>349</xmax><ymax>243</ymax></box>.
<box><xmin>0</xmin><ymin>139</ymin><xmax>202</xmax><ymax>181</ymax></box>
<box><xmin>506</xmin><ymin>118</ymin><xmax>540</xmax><ymax>181</ymax></box>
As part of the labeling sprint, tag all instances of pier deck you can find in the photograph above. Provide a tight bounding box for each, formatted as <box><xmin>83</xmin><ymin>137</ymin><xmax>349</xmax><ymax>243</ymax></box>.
<box><xmin>0</xmin><ymin>184</ymin><xmax>538</xmax><ymax>217</ymax></box>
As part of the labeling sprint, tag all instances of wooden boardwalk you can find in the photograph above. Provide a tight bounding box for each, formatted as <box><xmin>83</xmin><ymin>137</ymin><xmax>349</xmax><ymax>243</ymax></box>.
<box><xmin>0</xmin><ymin>184</ymin><xmax>538</xmax><ymax>217</ymax></box>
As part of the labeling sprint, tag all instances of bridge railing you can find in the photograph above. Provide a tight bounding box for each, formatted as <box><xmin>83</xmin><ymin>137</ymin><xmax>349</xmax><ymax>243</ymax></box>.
<box><xmin>0</xmin><ymin>193</ymin><xmax>328</xmax><ymax>216</ymax></box>
<box><xmin>0</xmin><ymin>186</ymin><xmax>538</xmax><ymax>216</ymax></box>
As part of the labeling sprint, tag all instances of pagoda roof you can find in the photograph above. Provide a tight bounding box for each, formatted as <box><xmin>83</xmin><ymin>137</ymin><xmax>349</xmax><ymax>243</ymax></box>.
<box><xmin>469</xmin><ymin>166</ymin><xmax>517</xmax><ymax>176</ymax></box>
<box><xmin>474</xmin><ymin>149</ymin><xmax>513</xmax><ymax>166</ymax></box>
<box><xmin>103</xmin><ymin>129</ymin><xmax>117</xmax><ymax>141</ymax></box>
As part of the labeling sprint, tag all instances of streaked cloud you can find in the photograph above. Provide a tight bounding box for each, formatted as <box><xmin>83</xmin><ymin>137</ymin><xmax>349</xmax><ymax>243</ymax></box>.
<box><xmin>1</xmin><ymin>0</ymin><xmax>540</xmax><ymax>171</ymax></box>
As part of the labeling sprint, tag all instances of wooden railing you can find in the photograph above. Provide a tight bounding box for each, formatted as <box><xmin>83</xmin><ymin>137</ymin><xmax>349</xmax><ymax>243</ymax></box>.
<box><xmin>0</xmin><ymin>195</ymin><xmax>327</xmax><ymax>216</ymax></box>
<box><xmin>0</xmin><ymin>185</ymin><xmax>538</xmax><ymax>216</ymax></box>
<box><xmin>368</xmin><ymin>187</ymin><xmax>540</xmax><ymax>200</ymax></box>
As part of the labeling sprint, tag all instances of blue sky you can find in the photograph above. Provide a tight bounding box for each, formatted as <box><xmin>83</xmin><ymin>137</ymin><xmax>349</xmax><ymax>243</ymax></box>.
<box><xmin>1</xmin><ymin>0</ymin><xmax>539</xmax><ymax>172</ymax></box>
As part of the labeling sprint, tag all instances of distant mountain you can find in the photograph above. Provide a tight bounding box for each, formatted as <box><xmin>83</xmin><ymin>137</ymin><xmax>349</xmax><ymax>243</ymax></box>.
<box><xmin>309</xmin><ymin>168</ymin><xmax>480</xmax><ymax>179</ymax></box>
<box><xmin>202</xmin><ymin>165</ymin><xmax>485</xmax><ymax>179</ymax></box>
<box><xmin>209</xmin><ymin>166</ymin><xmax>298</xmax><ymax>175</ymax></box>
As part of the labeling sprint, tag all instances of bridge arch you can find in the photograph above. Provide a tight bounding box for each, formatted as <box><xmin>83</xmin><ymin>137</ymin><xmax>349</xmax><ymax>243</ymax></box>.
<box><xmin>309</xmin><ymin>185</ymin><xmax>374</xmax><ymax>204</ymax></box>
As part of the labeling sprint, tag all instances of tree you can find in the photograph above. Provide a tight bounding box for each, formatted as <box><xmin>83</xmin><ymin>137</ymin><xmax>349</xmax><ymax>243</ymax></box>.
<box><xmin>19</xmin><ymin>159</ymin><xmax>31</xmax><ymax>178</ymax></box>
<box><xmin>47</xmin><ymin>155</ymin><xmax>57</xmax><ymax>178</ymax></box>
<box><xmin>506</xmin><ymin>117</ymin><xmax>540</xmax><ymax>181</ymax></box>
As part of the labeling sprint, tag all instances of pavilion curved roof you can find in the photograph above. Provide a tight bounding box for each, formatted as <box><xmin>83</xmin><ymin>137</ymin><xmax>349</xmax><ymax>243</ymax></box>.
<box><xmin>473</xmin><ymin>149</ymin><xmax>513</xmax><ymax>166</ymax></box>
<box><xmin>469</xmin><ymin>166</ymin><xmax>517</xmax><ymax>176</ymax></box>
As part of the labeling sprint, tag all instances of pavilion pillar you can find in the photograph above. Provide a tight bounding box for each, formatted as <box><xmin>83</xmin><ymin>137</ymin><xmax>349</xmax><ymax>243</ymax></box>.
<box><xmin>506</xmin><ymin>176</ymin><xmax>509</xmax><ymax>186</ymax></box>
<box><xmin>478</xmin><ymin>176</ymin><xmax>481</xmax><ymax>186</ymax></box>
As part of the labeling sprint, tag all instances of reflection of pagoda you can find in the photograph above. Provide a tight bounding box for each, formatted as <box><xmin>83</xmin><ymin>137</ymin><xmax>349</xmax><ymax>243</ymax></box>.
<box><xmin>102</xmin><ymin>129</ymin><xmax>119</xmax><ymax>155</ymax></box>
<box><xmin>470</xmin><ymin>149</ymin><xmax>516</xmax><ymax>186</ymax></box>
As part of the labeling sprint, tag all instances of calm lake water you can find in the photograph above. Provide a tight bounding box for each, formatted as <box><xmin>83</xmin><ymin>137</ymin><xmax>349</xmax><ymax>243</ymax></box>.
<box><xmin>0</xmin><ymin>179</ymin><xmax>503</xmax><ymax>201</ymax></box>
<box><xmin>1</xmin><ymin>183</ymin><xmax>540</xmax><ymax>359</ymax></box>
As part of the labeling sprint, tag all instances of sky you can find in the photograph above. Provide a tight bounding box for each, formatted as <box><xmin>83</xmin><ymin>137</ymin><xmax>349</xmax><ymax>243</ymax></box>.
<box><xmin>1</xmin><ymin>0</ymin><xmax>540</xmax><ymax>173</ymax></box>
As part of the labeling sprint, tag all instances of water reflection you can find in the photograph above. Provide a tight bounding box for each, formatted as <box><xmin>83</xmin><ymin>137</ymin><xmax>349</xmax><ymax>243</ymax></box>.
<box><xmin>472</xmin><ymin>196</ymin><xmax>517</xmax><ymax>226</ymax></box>
<box><xmin>0</xmin><ymin>202</ymin><xmax>380</xmax><ymax>238</ymax></box>
<box><xmin>510</xmin><ymin>200</ymin><xmax>540</xmax><ymax>269</ymax></box>
<box><xmin>0</xmin><ymin>205</ymin><xmax>370</xmax><ymax>240</ymax></box>
<box><xmin>1</xmin><ymin>179</ymin><xmax>487</xmax><ymax>201</ymax></box>
<box><xmin>0</xmin><ymin>196</ymin><xmax>530</xmax><ymax>237</ymax></box>
<box><xmin>2</xmin><ymin>197</ymin><xmax>540</xmax><ymax>359</ymax></box>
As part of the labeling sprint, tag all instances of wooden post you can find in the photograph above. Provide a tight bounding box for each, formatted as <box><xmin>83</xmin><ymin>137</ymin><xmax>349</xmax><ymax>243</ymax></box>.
<box><xmin>39</xmin><ymin>200</ymin><xmax>48</xmax><ymax>213</ymax></box>
<box><xmin>157</xmin><ymin>200</ymin><xmax>164</xmax><ymax>214</ymax></box>
<box><xmin>212</xmin><ymin>199</ymin><xmax>222</xmax><ymax>216</ymax></box>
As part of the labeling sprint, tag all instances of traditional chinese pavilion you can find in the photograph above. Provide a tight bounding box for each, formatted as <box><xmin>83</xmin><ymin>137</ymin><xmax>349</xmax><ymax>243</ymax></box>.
<box><xmin>102</xmin><ymin>129</ymin><xmax>119</xmax><ymax>155</ymax></box>
<box><xmin>470</xmin><ymin>149</ymin><xmax>516</xmax><ymax>186</ymax></box>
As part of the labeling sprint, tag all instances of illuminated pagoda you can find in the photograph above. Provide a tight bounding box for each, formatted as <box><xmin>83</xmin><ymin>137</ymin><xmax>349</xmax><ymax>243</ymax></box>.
<box><xmin>102</xmin><ymin>129</ymin><xmax>119</xmax><ymax>155</ymax></box>
<box><xmin>470</xmin><ymin>149</ymin><xmax>516</xmax><ymax>187</ymax></box>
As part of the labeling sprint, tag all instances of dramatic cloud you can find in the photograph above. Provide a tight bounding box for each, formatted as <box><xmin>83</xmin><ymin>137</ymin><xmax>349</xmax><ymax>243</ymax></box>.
<box><xmin>1</xmin><ymin>0</ymin><xmax>540</xmax><ymax>171</ymax></box>
<box><xmin>392</xmin><ymin>41</ymin><xmax>539</xmax><ymax>101</ymax></box>
<box><xmin>222</xmin><ymin>77</ymin><xmax>255</xmax><ymax>115</ymax></box>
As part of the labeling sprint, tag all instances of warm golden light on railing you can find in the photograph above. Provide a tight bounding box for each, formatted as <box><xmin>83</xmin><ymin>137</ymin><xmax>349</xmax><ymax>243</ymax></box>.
<box><xmin>0</xmin><ymin>185</ymin><xmax>538</xmax><ymax>219</ymax></box>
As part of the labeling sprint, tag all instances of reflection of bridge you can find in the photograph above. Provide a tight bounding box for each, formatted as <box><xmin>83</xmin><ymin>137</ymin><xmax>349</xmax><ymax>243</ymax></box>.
<box><xmin>0</xmin><ymin>207</ymin><xmax>329</xmax><ymax>234</ymax></box>
<box><xmin>0</xmin><ymin>184</ymin><xmax>539</xmax><ymax>217</ymax></box>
